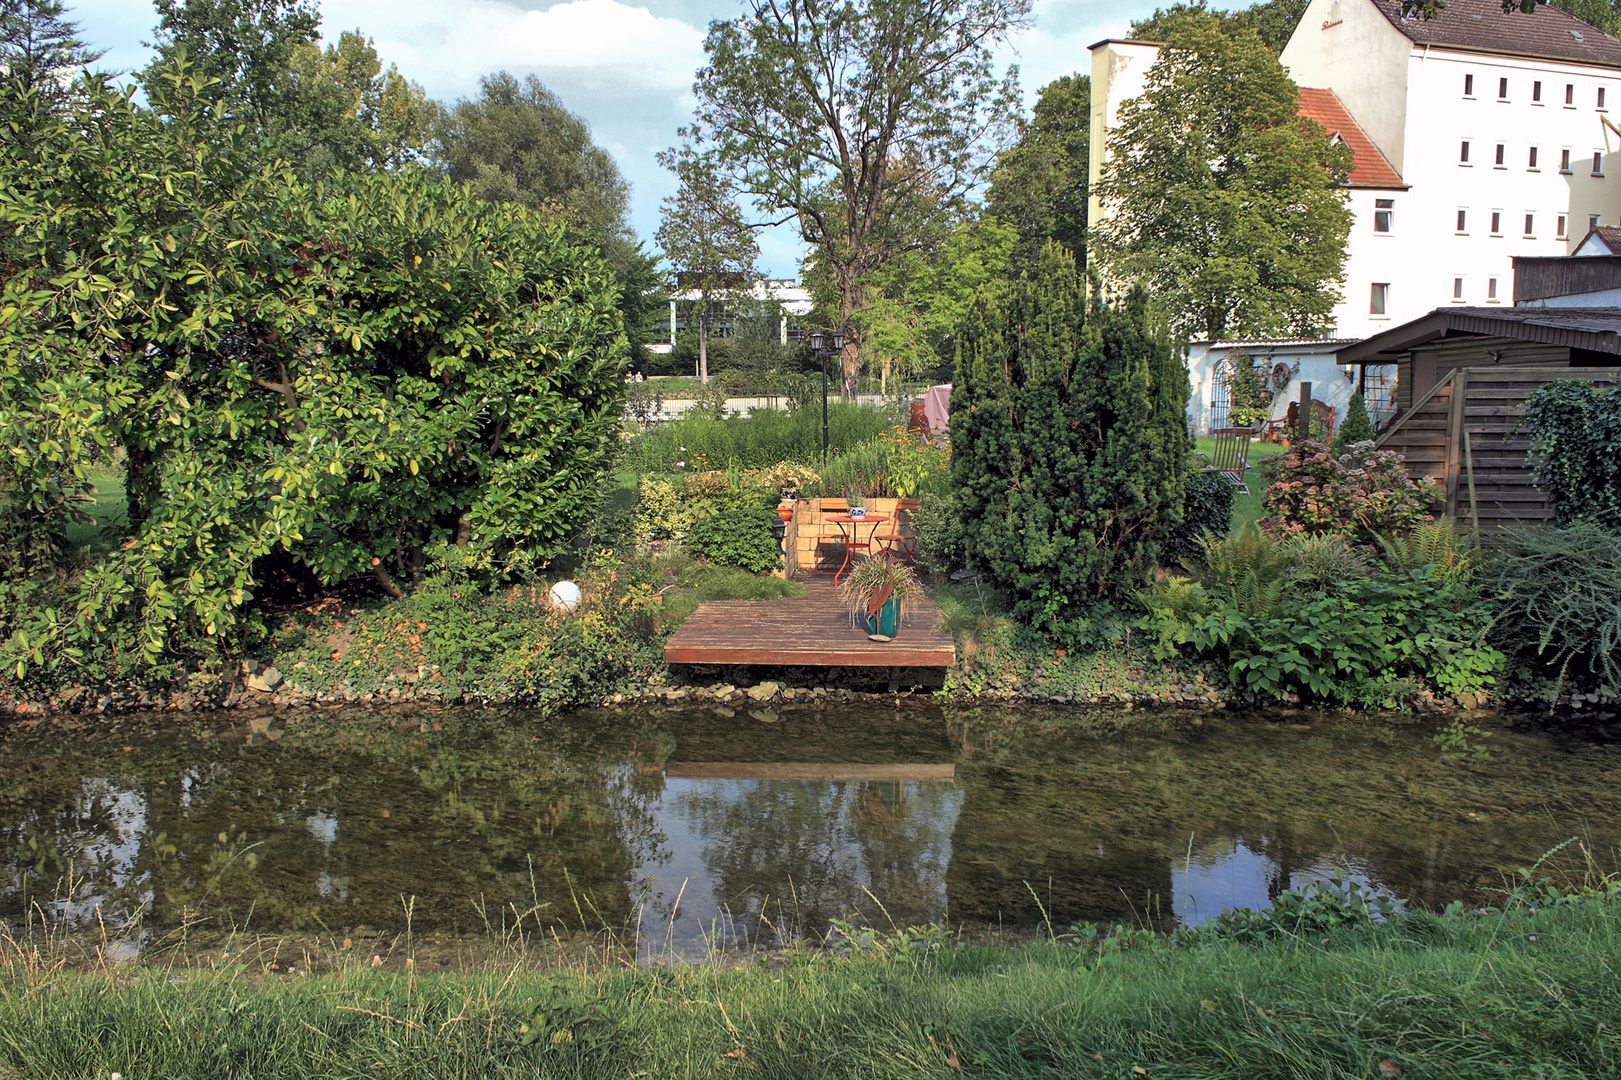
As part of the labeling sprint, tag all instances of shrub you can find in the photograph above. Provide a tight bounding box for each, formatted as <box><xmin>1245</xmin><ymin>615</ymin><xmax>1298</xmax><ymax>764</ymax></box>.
<box><xmin>685</xmin><ymin>509</ymin><xmax>781</xmax><ymax>573</ymax></box>
<box><xmin>1521</xmin><ymin>380</ymin><xmax>1621</xmax><ymax>529</ymax></box>
<box><xmin>1258</xmin><ymin>440</ymin><xmax>1440</xmax><ymax>544</ymax></box>
<box><xmin>1161</xmin><ymin>470</ymin><xmax>1235</xmax><ymax>566</ymax></box>
<box><xmin>1488</xmin><ymin>523</ymin><xmax>1621</xmax><ymax>699</ymax></box>
<box><xmin>1136</xmin><ymin>527</ymin><xmax>1501</xmax><ymax>704</ymax></box>
<box><xmin>1332</xmin><ymin>392</ymin><xmax>1375</xmax><ymax>453</ymax></box>
<box><xmin>910</xmin><ymin>490</ymin><xmax>966</xmax><ymax>574</ymax></box>
<box><xmin>952</xmin><ymin>245</ymin><xmax>1191</xmax><ymax>638</ymax></box>
<box><xmin>623</xmin><ymin>403</ymin><xmax>890</xmax><ymax>473</ymax></box>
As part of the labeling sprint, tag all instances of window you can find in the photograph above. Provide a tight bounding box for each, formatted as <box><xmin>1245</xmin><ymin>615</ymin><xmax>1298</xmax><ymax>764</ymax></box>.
<box><xmin>1525</xmin><ymin>213</ymin><xmax>1536</xmax><ymax>236</ymax></box>
<box><xmin>1558</xmin><ymin>213</ymin><xmax>1568</xmax><ymax>238</ymax></box>
<box><xmin>1491</xmin><ymin>211</ymin><xmax>1503</xmax><ymax>234</ymax></box>
<box><xmin>1602</xmin><ymin>86</ymin><xmax>1609</xmax><ymax>108</ymax></box>
<box><xmin>1456</xmin><ymin>208</ymin><xmax>1468</xmax><ymax>232</ymax></box>
<box><xmin>1533</xmin><ymin>80</ymin><xmax>1543</xmax><ymax>102</ymax></box>
<box><xmin>1495</xmin><ymin>143</ymin><xmax>1506</xmax><ymax>166</ymax></box>
<box><xmin>1461</xmin><ymin>140</ymin><xmax>1472</xmax><ymax>163</ymax></box>
<box><xmin>1370</xmin><ymin>283</ymin><xmax>1389</xmax><ymax>316</ymax></box>
<box><xmin>1488</xmin><ymin>277</ymin><xmax>1499</xmax><ymax>301</ymax></box>
<box><xmin>1453</xmin><ymin>277</ymin><xmax>1465</xmax><ymax>300</ymax></box>
<box><xmin>1465</xmin><ymin>73</ymin><xmax>1475</xmax><ymax>96</ymax></box>
<box><xmin>1595</xmin><ymin>151</ymin><xmax>1606</xmax><ymax>176</ymax></box>
<box><xmin>1499</xmin><ymin>76</ymin><xmax>1510</xmax><ymax>99</ymax></box>
<box><xmin>1567</xmin><ymin>83</ymin><xmax>1576</xmax><ymax>105</ymax></box>
<box><xmin>1528</xmin><ymin>146</ymin><xmax>1539</xmax><ymax>168</ymax></box>
<box><xmin>1562</xmin><ymin>148</ymin><xmax>1573</xmax><ymax>173</ymax></box>
<box><xmin>1592</xmin><ymin>213</ymin><xmax>1603</xmax><ymax>229</ymax></box>
<box><xmin>1374</xmin><ymin>198</ymin><xmax>1393</xmax><ymax>232</ymax></box>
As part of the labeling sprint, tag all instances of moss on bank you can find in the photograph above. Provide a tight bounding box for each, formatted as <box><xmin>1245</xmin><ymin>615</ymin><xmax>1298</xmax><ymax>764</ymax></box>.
<box><xmin>1</xmin><ymin>892</ymin><xmax>1616</xmax><ymax>1078</ymax></box>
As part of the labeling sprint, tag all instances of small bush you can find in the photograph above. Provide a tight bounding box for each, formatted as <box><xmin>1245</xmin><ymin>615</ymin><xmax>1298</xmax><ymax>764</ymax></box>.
<box><xmin>1259</xmin><ymin>439</ymin><xmax>1440</xmax><ymax>544</ymax></box>
<box><xmin>1489</xmin><ymin>523</ymin><xmax>1621</xmax><ymax>699</ymax></box>
<box><xmin>624</xmin><ymin>403</ymin><xmax>890</xmax><ymax>474</ymax></box>
<box><xmin>686</xmin><ymin>509</ymin><xmax>781</xmax><ymax>573</ymax></box>
<box><xmin>910</xmin><ymin>490</ymin><xmax>966</xmax><ymax>574</ymax></box>
<box><xmin>1332</xmin><ymin>392</ymin><xmax>1375</xmax><ymax>453</ymax></box>
<box><xmin>1161</xmin><ymin>470</ymin><xmax>1235</xmax><ymax>566</ymax></box>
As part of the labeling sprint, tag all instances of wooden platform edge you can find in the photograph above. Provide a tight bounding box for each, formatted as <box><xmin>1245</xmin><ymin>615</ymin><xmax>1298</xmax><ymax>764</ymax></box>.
<box><xmin>664</xmin><ymin>644</ymin><xmax>958</xmax><ymax>667</ymax></box>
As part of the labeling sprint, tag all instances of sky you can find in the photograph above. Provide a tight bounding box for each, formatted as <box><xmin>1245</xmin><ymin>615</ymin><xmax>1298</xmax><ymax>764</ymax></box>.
<box><xmin>68</xmin><ymin>0</ymin><xmax>1167</xmax><ymax>277</ymax></box>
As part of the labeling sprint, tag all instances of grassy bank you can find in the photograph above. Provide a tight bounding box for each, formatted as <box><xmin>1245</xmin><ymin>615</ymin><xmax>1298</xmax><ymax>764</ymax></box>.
<box><xmin>2</xmin><ymin>892</ymin><xmax>1615</xmax><ymax>1078</ymax></box>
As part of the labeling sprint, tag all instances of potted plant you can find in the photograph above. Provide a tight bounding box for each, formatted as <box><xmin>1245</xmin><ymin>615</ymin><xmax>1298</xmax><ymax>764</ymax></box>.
<box><xmin>839</xmin><ymin>555</ymin><xmax>921</xmax><ymax>640</ymax></box>
<box><xmin>845</xmin><ymin>485</ymin><xmax>867</xmax><ymax>519</ymax></box>
<box><xmin>764</xmin><ymin>461</ymin><xmax>819</xmax><ymax>502</ymax></box>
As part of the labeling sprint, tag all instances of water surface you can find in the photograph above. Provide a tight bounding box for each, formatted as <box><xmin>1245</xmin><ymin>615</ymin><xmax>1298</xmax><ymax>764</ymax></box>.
<box><xmin>1</xmin><ymin>703</ymin><xmax>1616</xmax><ymax>956</ymax></box>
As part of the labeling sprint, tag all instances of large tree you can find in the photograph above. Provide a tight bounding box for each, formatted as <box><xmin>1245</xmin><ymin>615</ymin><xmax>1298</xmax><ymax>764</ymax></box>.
<box><xmin>145</xmin><ymin>0</ymin><xmax>320</xmax><ymax>131</ymax></box>
<box><xmin>1094</xmin><ymin>12</ymin><xmax>1352</xmax><ymax>341</ymax></box>
<box><xmin>433</xmin><ymin>71</ymin><xmax>659</xmax><ymax>369</ymax></box>
<box><xmin>682</xmin><ymin>0</ymin><xmax>1026</xmax><ymax>395</ymax></box>
<box><xmin>655</xmin><ymin>152</ymin><xmax>759</xmax><ymax>384</ymax></box>
<box><xmin>1132</xmin><ymin>0</ymin><xmax>1308</xmax><ymax>54</ymax></box>
<box><xmin>0</xmin><ymin>0</ymin><xmax>102</xmax><ymax>108</ymax></box>
<box><xmin>987</xmin><ymin>73</ymin><xmax>1089</xmax><ymax>273</ymax></box>
<box><xmin>952</xmin><ymin>244</ymin><xmax>1190</xmax><ymax>637</ymax></box>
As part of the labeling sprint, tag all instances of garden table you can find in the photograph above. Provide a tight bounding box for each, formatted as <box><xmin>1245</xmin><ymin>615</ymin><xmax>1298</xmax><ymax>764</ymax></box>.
<box><xmin>822</xmin><ymin>514</ymin><xmax>889</xmax><ymax>586</ymax></box>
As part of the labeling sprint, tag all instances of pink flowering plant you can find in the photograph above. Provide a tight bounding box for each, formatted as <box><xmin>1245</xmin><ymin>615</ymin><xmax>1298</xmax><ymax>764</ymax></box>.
<box><xmin>1258</xmin><ymin>440</ymin><xmax>1441</xmax><ymax>544</ymax></box>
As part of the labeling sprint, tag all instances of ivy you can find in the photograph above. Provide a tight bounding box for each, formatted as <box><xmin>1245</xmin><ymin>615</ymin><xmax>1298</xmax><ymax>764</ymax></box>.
<box><xmin>1522</xmin><ymin>380</ymin><xmax>1621</xmax><ymax>530</ymax></box>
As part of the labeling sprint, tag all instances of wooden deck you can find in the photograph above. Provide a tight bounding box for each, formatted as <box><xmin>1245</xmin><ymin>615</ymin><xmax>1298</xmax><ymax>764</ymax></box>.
<box><xmin>663</xmin><ymin>580</ymin><xmax>957</xmax><ymax>668</ymax></box>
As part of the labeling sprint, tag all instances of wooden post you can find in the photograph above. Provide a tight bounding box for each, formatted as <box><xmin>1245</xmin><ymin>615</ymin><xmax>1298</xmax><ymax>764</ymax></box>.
<box><xmin>1444</xmin><ymin>368</ymin><xmax>1470</xmax><ymax>518</ymax></box>
<box><xmin>1297</xmin><ymin>381</ymin><xmax>1312</xmax><ymax>442</ymax></box>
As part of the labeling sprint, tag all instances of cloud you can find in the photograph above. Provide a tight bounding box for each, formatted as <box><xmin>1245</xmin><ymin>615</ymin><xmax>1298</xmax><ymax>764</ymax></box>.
<box><xmin>319</xmin><ymin>0</ymin><xmax>707</xmax><ymax>101</ymax></box>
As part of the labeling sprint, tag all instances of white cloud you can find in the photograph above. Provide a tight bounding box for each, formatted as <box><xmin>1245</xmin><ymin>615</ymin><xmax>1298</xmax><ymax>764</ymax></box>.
<box><xmin>318</xmin><ymin>0</ymin><xmax>707</xmax><ymax>100</ymax></box>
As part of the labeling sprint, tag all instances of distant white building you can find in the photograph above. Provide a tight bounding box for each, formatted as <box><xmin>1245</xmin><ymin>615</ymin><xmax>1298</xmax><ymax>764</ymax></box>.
<box><xmin>1091</xmin><ymin>0</ymin><xmax>1621</xmax><ymax>432</ymax></box>
<box><xmin>648</xmin><ymin>279</ymin><xmax>813</xmax><ymax>355</ymax></box>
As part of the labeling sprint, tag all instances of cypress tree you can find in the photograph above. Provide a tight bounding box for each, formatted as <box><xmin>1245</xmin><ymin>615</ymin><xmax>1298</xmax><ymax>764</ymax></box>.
<box><xmin>1335</xmin><ymin>391</ymin><xmax>1375</xmax><ymax>452</ymax></box>
<box><xmin>951</xmin><ymin>243</ymin><xmax>1191</xmax><ymax>638</ymax></box>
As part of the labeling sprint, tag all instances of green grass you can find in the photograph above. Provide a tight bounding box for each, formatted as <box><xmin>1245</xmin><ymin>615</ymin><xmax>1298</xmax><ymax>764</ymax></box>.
<box><xmin>2</xmin><ymin>895</ymin><xmax>1617</xmax><ymax>1078</ymax></box>
<box><xmin>658</xmin><ymin>556</ymin><xmax>803</xmax><ymax>626</ymax></box>
<box><xmin>62</xmin><ymin>464</ymin><xmax>127</xmax><ymax>547</ymax></box>
<box><xmin>1195</xmin><ymin>436</ymin><xmax>1285</xmax><ymax>536</ymax></box>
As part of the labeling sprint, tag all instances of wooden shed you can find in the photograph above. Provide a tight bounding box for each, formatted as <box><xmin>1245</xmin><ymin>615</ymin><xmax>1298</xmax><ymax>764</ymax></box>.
<box><xmin>1336</xmin><ymin>308</ymin><xmax>1621</xmax><ymax>533</ymax></box>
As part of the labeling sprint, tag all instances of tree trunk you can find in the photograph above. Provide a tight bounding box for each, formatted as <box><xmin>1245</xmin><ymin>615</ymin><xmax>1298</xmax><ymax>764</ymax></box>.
<box><xmin>698</xmin><ymin>308</ymin><xmax>709</xmax><ymax>384</ymax></box>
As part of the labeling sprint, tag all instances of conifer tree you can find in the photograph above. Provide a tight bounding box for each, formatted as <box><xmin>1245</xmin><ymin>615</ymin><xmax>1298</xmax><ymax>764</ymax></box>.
<box><xmin>1334</xmin><ymin>391</ymin><xmax>1375</xmax><ymax>453</ymax></box>
<box><xmin>0</xmin><ymin>0</ymin><xmax>102</xmax><ymax>109</ymax></box>
<box><xmin>952</xmin><ymin>244</ymin><xmax>1190</xmax><ymax>638</ymax></box>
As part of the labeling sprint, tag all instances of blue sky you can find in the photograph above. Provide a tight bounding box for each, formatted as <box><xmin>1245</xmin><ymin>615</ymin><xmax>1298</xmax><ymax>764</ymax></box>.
<box><xmin>69</xmin><ymin>0</ymin><xmax>1165</xmax><ymax>276</ymax></box>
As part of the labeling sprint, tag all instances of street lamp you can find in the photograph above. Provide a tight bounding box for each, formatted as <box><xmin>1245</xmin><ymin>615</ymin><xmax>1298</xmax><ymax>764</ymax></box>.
<box><xmin>808</xmin><ymin>329</ymin><xmax>845</xmax><ymax>464</ymax></box>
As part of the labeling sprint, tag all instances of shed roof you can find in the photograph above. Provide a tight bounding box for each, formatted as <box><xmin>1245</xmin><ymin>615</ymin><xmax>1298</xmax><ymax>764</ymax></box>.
<box><xmin>1337</xmin><ymin>305</ymin><xmax>1621</xmax><ymax>362</ymax></box>
<box><xmin>1373</xmin><ymin>0</ymin><xmax>1621</xmax><ymax>68</ymax></box>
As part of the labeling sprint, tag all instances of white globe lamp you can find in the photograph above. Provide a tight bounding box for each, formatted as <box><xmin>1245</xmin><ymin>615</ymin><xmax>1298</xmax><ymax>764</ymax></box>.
<box><xmin>548</xmin><ymin>579</ymin><xmax>583</xmax><ymax>611</ymax></box>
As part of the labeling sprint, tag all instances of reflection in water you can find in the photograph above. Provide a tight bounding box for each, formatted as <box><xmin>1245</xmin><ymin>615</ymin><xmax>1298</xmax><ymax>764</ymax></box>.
<box><xmin>2</xmin><ymin>705</ymin><xmax>1619</xmax><ymax>955</ymax></box>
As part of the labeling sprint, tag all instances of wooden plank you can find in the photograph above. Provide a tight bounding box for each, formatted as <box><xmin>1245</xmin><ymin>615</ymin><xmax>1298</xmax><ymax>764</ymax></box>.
<box><xmin>664</xmin><ymin>580</ymin><xmax>957</xmax><ymax>668</ymax></box>
<box><xmin>664</xmin><ymin>762</ymin><xmax>956</xmax><ymax>781</ymax></box>
<box><xmin>1445</xmin><ymin>368</ymin><xmax>1469</xmax><ymax>517</ymax></box>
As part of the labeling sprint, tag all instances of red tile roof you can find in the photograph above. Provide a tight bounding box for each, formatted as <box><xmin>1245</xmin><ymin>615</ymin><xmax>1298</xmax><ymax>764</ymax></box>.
<box><xmin>1296</xmin><ymin>87</ymin><xmax>1406</xmax><ymax>189</ymax></box>
<box><xmin>1375</xmin><ymin>0</ymin><xmax>1621</xmax><ymax>68</ymax></box>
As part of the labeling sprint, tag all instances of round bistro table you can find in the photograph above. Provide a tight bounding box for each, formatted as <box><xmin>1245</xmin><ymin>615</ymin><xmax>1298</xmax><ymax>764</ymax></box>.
<box><xmin>822</xmin><ymin>514</ymin><xmax>890</xmax><ymax>585</ymax></box>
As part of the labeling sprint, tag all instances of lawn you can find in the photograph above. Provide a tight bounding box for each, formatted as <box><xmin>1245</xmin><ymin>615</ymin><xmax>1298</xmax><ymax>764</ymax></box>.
<box><xmin>1195</xmin><ymin>435</ymin><xmax>1284</xmax><ymax>535</ymax></box>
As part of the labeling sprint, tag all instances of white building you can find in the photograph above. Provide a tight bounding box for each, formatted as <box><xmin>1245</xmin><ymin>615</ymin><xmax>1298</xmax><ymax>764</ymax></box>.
<box><xmin>1091</xmin><ymin>0</ymin><xmax>1621</xmax><ymax>432</ymax></box>
<box><xmin>648</xmin><ymin>279</ymin><xmax>813</xmax><ymax>355</ymax></box>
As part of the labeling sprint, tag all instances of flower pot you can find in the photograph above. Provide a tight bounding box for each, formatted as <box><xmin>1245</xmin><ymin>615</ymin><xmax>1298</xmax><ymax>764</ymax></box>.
<box><xmin>779</xmin><ymin>487</ymin><xmax>799</xmax><ymax>501</ymax></box>
<box><xmin>776</xmin><ymin>506</ymin><xmax>793</xmax><ymax>522</ymax></box>
<box><xmin>848</xmin><ymin>507</ymin><xmax>866</xmax><ymax>519</ymax></box>
<box><xmin>866</xmin><ymin>596</ymin><xmax>900</xmax><ymax>637</ymax></box>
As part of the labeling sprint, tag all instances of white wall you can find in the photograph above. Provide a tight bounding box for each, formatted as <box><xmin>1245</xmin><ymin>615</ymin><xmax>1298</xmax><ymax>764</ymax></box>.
<box><xmin>1186</xmin><ymin>345</ymin><xmax>1357</xmax><ymax>436</ymax></box>
<box><xmin>1280</xmin><ymin>0</ymin><xmax>1414</xmax><ymax>172</ymax></box>
<box><xmin>1088</xmin><ymin>40</ymin><xmax>1163</xmax><ymax>237</ymax></box>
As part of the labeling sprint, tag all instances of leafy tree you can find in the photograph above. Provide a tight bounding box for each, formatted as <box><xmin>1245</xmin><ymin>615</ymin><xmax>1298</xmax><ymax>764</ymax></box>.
<box><xmin>283</xmin><ymin>30</ymin><xmax>438</xmax><ymax>177</ymax></box>
<box><xmin>434</xmin><ymin>71</ymin><xmax>628</xmax><ymax>245</ymax></box>
<box><xmin>1133</xmin><ymin>0</ymin><xmax>1308</xmax><ymax>54</ymax></box>
<box><xmin>987</xmin><ymin>74</ymin><xmax>1089</xmax><ymax>272</ymax></box>
<box><xmin>655</xmin><ymin>152</ymin><xmax>759</xmax><ymax>384</ymax></box>
<box><xmin>145</xmin><ymin>0</ymin><xmax>320</xmax><ymax>131</ymax></box>
<box><xmin>952</xmin><ymin>244</ymin><xmax>1191</xmax><ymax>638</ymax></box>
<box><xmin>0</xmin><ymin>0</ymin><xmax>102</xmax><ymax>108</ymax></box>
<box><xmin>0</xmin><ymin>61</ymin><xmax>627</xmax><ymax>674</ymax></box>
<box><xmin>682</xmin><ymin>0</ymin><xmax>1026</xmax><ymax>395</ymax></box>
<box><xmin>1095</xmin><ymin>12</ymin><xmax>1352</xmax><ymax>341</ymax></box>
<box><xmin>1552</xmin><ymin>0</ymin><xmax>1621</xmax><ymax>34</ymax></box>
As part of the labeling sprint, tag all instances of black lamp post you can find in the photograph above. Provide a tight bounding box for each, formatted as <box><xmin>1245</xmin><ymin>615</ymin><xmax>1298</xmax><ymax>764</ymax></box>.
<box><xmin>808</xmin><ymin>329</ymin><xmax>845</xmax><ymax>464</ymax></box>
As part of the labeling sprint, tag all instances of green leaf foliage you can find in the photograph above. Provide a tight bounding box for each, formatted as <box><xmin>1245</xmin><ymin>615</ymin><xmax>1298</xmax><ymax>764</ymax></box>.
<box><xmin>685</xmin><ymin>509</ymin><xmax>781</xmax><ymax>574</ymax></box>
<box><xmin>1096</xmin><ymin>9</ymin><xmax>1352</xmax><ymax>340</ymax></box>
<box><xmin>0</xmin><ymin>61</ymin><xmax>628</xmax><ymax>673</ymax></box>
<box><xmin>951</xmin><ymin>243</ymin><xmax>1192</xmax><ymax>638</ymax></box>
<box><xmin>1161</xmin><ymin>469</ymin><xmax>1235</xmax><ymax>567</ymax></box>
<box><xmin>1489</xmin><ymin>523</ymin><xmax>1621</xmax><ymax>700</ymax></box>
<box><xmin>1522</xmin><ymin>379</ymin><xmax>1621</xmax><ymax>529</ymax></box>
<box><xmin>1333</xmin><ymin>391</ymin><xmax>1375</xmax><ymax>453</ymax></box>
<box><xmin>987</xmin><ymin>73</ymin><xmax>1089</xmax><ymax>273</ymax></box>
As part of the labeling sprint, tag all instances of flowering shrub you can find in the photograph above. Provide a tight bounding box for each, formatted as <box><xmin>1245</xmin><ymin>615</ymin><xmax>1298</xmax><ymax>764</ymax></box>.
<box><xmin>1258</xmin><ymin>440</ymin><xmax>1440</xmax><ymax>543</ymax></box>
